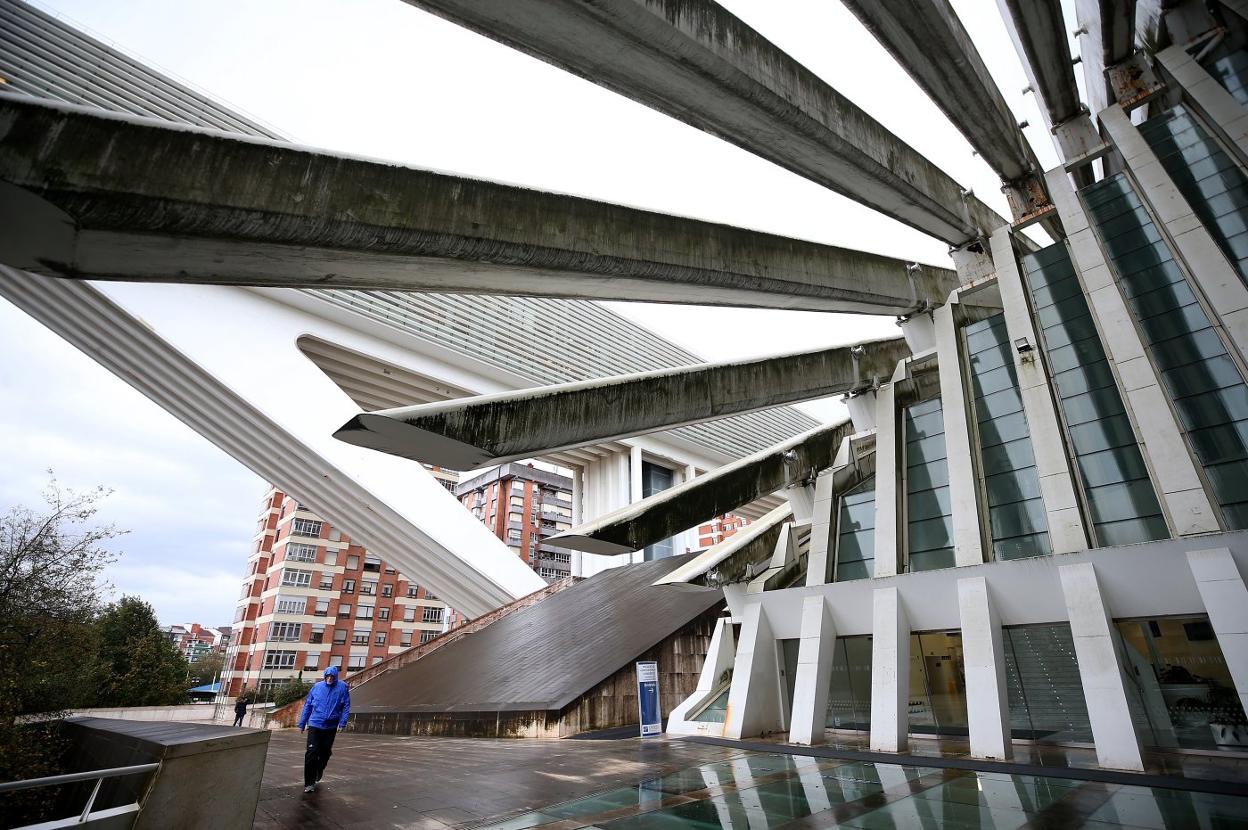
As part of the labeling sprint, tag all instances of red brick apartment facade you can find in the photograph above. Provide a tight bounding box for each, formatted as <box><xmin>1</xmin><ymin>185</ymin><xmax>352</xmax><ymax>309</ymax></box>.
<box><xmin>456</xmin><ymin>464</ymin><xmax>575</xmax><ymax>581</ymax></box>
<box><xmin>697</xmin><ymin>513</ymin><xmax>749</xmax><ymax>549</ymax></box>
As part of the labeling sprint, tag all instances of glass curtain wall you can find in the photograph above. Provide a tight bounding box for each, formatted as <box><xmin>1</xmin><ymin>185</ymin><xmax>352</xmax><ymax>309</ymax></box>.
<box><xmin>1083</xmin><ymin>174</ymin><xmax>1248</xmax><ymax>528</ymax></box>
<box><xmin>825</xmin><ymin>636</ymin><xmax>872</xmax><ymax>731</ymax></box>
<box><xmin>833</xmin><ymin>477</ymin><xmax>875</xmax><ymax>581</ymax></box>
<box><xmin>903</xmin><ymin>398</ymin><xmax>955</xmax><ymax>571</ymax></box>
<box><xmin>641</xmin><ymin>461</ymin><xmax>675</xmax><ymax>560</ymax></box>
<box><xmin>1116</xmin><ymin>615</ymin><xmax>1248</xmax><ymax>750</ymax></box>
<box><xmin>1021</xmin><ymin>244</ymin><xmax>1169</xmax><ymax>545</ymax></box>
<box><xmin>1209</xmin><ymin>51</ymin><xmax>1248</xmax><ymax>108</ymax></box>
<box><xmin>1139</xmin><ymin>105</ymin><xmax>1248</xmax><ymax>285</ymax></box>
<box><xmin>908</xmin><ymin>631</ymin><xmax>968</xmax><ymax>736</ymax></box>
<box><xmin>964</xmin><ymin>313</ymin><xmax>1052</xmax><ymax>560</ymax></box>
<box><xmin>1002</xmin><ymin>623</ymin><xmax>1094</xmax><ymax>743</ymax></box>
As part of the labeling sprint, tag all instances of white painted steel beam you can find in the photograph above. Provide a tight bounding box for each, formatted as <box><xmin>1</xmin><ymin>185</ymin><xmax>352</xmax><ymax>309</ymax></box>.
<box><xmin>0</xmin><ymin>95</ymin><xmax>958</xmax><ymax>315</ymax></box>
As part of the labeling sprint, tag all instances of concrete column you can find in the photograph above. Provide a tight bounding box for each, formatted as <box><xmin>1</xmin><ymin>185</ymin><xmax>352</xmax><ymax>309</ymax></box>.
<box><xmin>806</xmin><ymin>468</ymin><xmax>838</xmax><ymax>587</ymax></box>
<box><xmin>934</xmin><ymin>299</ymin><xmax>985</xmax><ymax>567</ymax></box>
<box><xmin>869</xmin><ymin>586</ymin><xmax>910</xmax><ymax>752</ymax></box>
<box><xmin>873</xmin><ymin>382</ymin><xmax>900</xmax><ymax>577</ymax></box>
<box><xmin>723</xmin><ymin>601</ymin><xmax>782</xmax><ymax>739</ymax></box>
<box><xmin>629</xmin><ymin>444</ymin><xmax>644</xmax><ymax>504</ymax></box>
<box><xmin>1058</xmin><ymin>562</ymin><xmax>1146</xmax><ymax>771</ymax></box>
<box><xmin>789</xmin><ymin>595</ymin><xmax>837</xmax><ymax>745</ymax></box>
<box><xmin>1186</xmin><ymin>548</ymin><xmax>1248</xmax><ymax>715</ymax></box>
<box><xmin>1100</xmin><ymin>105</ymin><xmax>1248</xmax><ymax>362</ymax></box>
<box><xmin>1156</xmin><ymin>44</ymin><xmax>1248</xmax><ymax>159</ymax></box>
<box><xmin>957</xmin><ymin>577</ymin><xmax>1012</xmax><ymax>761</ymax></box>
<box><xmin>1046</xmin><ymin>166</ymin><xmax>1220</xmax><ymax>537</ymax></box>
<box><xmin>570</xmin><ymin>467</ymin><xmax>584</xmax><ymax>577</ymax></box>
<box><xmin>989</xmin><ymin>227</ymin><xmax>1089</xmax><ymax>554</ymax></box>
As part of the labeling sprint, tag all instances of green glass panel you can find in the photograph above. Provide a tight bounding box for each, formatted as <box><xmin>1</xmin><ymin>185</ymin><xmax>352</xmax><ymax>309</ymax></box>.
<box><xmin>835</xmin><ymin>477</ymin><xmax>874</xmax><ymax>582</ymax></box>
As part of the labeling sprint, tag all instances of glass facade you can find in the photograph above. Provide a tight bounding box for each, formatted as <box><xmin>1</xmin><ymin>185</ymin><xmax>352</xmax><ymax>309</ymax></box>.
<box><xmin>1209</xmin><ymin>50</ymin><xmax>1248</xmax><ymax>108</ymax></box>
<box><xmin>1084</xmin><ymin>173</ymin><xmax>1248</xmax><ymax>529</ymax></box>
<box><xmin>825</xmin><ymin>636</ymin><xmax>872</xmax><ymax>731</ymax></box>
<box><xmin>641</xmin><ymin>461</ymin><xmax>675</xmax><ymax>560</ymax></box>
<box><xmin>1116</xmin><ymin>615</ymin><xmax>1248</xmax><ymax>751</ymax></box>
<box><xmin>907</xmin><ymin>631</ymin><xmax>968</xmax><ymax>736</ymax></box>
<box><xmin>963</xmin><ymin>313</ymin><xmax>1052</xmax><ymax>560</ymax></box>
<box><xmin>1139</xmin><ymin>105</ymin><xmax>1248</xmax><ymax>286</ymax></box>
<box><xmin>833</xmin><ymin>476</ymin><xmax>875</xmax><ymax>581</ymax></box>
<box><xmin>1002</xmin><ymin>623</ymin><xmax>1093</xmax><ymax>743</ymax></box>
<box><xmin>1021</xmin><ymin>243</ymin><xmax>1169</xmax><ymax>545</ymax></box>
<box><xmin>691</xmin><ymin>688</ymin><xmax>729</xmax><ymax>723</ymax></box>
<box><xmin>903</xmin><ymin>398</ymin><xmax>955</xmax><ymax>571</ymax></box>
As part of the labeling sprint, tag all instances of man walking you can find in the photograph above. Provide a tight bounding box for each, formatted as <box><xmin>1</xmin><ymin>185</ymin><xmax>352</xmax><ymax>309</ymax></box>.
<box><xmin>233</xmin><ymin>696</ymin><xmax>248</xmax><ymax>727</ymax></box>
<box><xmin>297</xmin><ymin>665</ymin><xmax>350</xmax><ymax>793</ymax></box>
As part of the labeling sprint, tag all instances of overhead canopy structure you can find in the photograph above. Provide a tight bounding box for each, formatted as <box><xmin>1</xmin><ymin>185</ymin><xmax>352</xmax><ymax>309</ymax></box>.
<box><xmin>997</xmin><ymin>0</ymin><xmax>1085</xmax><ymax>130</ymax></box>
<box><xmin>334</xmin><ymin>339</ymin><xmax>905</xmax><ymax>468</ymax></box>
<box><xmin>403</xmin><ymin>0</ymin><xmax>1011</xmax><ymax>246</ymax></box>
<box><xmin>0</xmin><ymin>97</ymin><xmax>959</xmax><ymax>315</ymax></box>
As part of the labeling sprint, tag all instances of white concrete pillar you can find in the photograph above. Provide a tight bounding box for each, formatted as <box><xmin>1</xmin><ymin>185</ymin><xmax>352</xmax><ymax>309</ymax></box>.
<box><xmin>723</xmin><ymin>601</ymin><xmax>783</xmax><ymax>739</ymax></box>
<box><xmin>873</xmin><ymin>382</ymin><xmax>900</xmax><ymax>577</ymax></box>
<box><xmin>806</xmin><ymin>468</ymin><xmax>838</xmax><ymax>587</ymax></box>
<box><xmin>789</xmin><ymin>595</ymin><xmax>837</xmax><ymax>745</ymax></box>
<box><xmin>957</xmin><ymin>577</ymin><xmax>1012</xmax><ymax>760</ymax></box>
<box><xmin>898</xmin><ymin>311</ymin><xmax>936</xmax><ymax>354</ymax></box>
<box><xmin>666</xmin><ymin>615</ymin><xmax>736</xmax><ymax>733</ymax></box>
<box><xmin>934</xmin><ymin>299</ymin><xmax>985</xmax><ymax>567</ymax></box>
<box><xmin>1046</xmin><ymin>166</ymin><xmax>1220</xmax><ymax>537</ymax></box>
<box><xmin>869</xmin><ymin>586</ymin><xmax>910</xmax><ymax>752</ymax></box>
<box><xmin>1186</xmin><ymin>548</ymin><xmax>1248</xmax><ymax>715</ymax></box>
<box><xmin>1058</xmin><ymin>562</ymin><xmax>1146</xmax><ymax>771</ymax></box>
<box><xmin>1156</xmin><ymin>44</ymin><xmax>1248</xmax><ymax>159</ymax></box>
<box><xmin>989</xmin><ymin>226</ymin><xmax>1089</xmax><ymax>554</ymax></box>
<box><xmin>1099</xmin><ymin>104</ymin><xmax>1248</xmax><ymax>363</ymax></box>
<box><xmin>629</xmin><ymin>444</ymin><xmax>644</xmax><ymax>504</ymax></box>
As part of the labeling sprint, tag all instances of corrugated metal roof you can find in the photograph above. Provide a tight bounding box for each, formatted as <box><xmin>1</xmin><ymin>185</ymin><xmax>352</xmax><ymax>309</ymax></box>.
<box><xmin>351</xmin><ymin>555</ymin><xmax>722</xmax><ymax>713</ymax></box>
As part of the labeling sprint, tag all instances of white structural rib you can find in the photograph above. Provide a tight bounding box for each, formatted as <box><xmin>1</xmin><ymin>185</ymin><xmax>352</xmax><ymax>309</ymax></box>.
<box><xmin>0</xmin><ymin>268</ymin><xmax>544</xmax><ymax>617</ymax></box>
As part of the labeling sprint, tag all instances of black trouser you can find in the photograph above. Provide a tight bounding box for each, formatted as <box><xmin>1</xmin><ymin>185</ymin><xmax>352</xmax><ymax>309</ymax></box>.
<box><xmin>304</xmin><ymin>726</ymin><xmax>337</xmax><ymax>786</ymax></box>
<box><xmin>233</xmin><ymin>712</ymin><xmax>245</xmax><ymax>727</ymax></box>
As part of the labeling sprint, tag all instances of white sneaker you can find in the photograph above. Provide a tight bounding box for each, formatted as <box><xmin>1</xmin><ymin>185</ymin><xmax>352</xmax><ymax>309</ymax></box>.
<box><xmin>303</xmin><ymin>785</ymin><xmax>315</xmax><ymax>793</ymax></box>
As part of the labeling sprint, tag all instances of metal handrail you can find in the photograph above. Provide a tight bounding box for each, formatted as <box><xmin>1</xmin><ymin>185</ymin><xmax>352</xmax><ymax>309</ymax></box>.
<box><xmin>1</xmin><ymin>763</ymin><xmax>159</xmax><ymax>826</ymax></box>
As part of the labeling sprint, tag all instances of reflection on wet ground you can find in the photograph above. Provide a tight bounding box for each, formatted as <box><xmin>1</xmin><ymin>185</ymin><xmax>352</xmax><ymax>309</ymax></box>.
<box><xmin>477</xmin><ymin>750</ymin><xmax>1248</xmax><ymax>830</ymax></box>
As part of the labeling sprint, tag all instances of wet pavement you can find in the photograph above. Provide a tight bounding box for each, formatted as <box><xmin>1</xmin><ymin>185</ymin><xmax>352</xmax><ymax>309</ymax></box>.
<box><xmin>254</xmin><ymin>732</ymin><xmax>1248</xmax><ymax>829</ymax></box>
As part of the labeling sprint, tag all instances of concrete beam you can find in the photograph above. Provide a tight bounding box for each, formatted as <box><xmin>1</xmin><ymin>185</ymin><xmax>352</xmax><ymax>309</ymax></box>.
<box><xmin>1073</xmin><ymin>0</ymin><xmax>1137</xmax><ymax>120</ymax></box>
<box><xmin>0</xmin><ymin>96</ymin><xmax>957</xmax><ymax>314</ymax></box>
<box><xmin>334</xmin><ymin>338</ymin><xmax>907</xmax><ymax>468</ymax></box>
<box><xmin>552</xmin><ymin>419</ymin><xmax>854</xmax><ymax>555</ymax></box>
<box><xmin>404</xmin><ymin>0</ymin><xmax>1011</xmax><ymax>245</ymax></box>
<box><xmin>842</xmin><ymin>1</ymin><xmax>1054</xmax><ymax>228</ymax></box>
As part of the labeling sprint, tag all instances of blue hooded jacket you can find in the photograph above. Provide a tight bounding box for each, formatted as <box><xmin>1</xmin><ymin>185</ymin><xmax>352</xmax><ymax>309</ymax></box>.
<box><xmin>298</xmin><ymin>666</ymin><xmax>351</xmax><ymax>730</ymax></box>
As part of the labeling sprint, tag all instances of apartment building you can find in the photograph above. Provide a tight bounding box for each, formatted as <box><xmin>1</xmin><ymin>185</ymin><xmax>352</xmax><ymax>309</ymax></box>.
<box><xmin>164</xmin><ymin>623</ymin><xmax>231</xmax><ymax>662</ymax></box>
<box><xmin>456</xmin><ymin>464</ymin><xmax>575</xmax><ymax>581</ymax></box>
<box><xmin>696</xmin><ymin>514</ymin><xmax>750</xmax><ymax>550</ymax></box>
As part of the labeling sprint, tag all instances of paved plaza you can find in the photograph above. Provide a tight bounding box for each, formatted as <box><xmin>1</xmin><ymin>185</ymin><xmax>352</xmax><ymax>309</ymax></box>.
<box><xmin>254</xmin><ymin>732</ymin><xmax>1248</xmax><ymax>829</ymax></box>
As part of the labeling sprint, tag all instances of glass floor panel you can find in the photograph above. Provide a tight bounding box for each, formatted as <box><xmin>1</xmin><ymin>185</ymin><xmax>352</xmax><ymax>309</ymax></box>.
<box><xmin>475</xmin><ymin>748</ymin><xmax>1248</xmax><ymax>830</ymax></box>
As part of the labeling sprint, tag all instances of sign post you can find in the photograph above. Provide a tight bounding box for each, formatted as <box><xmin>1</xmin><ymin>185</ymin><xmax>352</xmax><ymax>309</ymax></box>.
<box><xmin>636</xmin><ymin>660</ymin><xmax>662</xmax><ymax>737</ymax></box>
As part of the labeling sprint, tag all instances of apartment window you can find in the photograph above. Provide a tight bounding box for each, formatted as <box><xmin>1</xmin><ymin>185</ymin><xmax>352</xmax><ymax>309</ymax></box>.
<box><xmin>381</xmin><ymin>584</ymin><xmax>393</xmax><ymax>598</ymax></box>
<box><xmin>507</xmin><ymin>529</ymin><xmax>521</xmax><ymax>543</ymax></box>
<box><xmin>275</xmin><ymin>595</ymin><xmax>306</xmax><ymax>615</ymax></box>
<box><xmin>510</xmin><ymin>496</ymin><xmax>524</xmax><ymax>508</ymax></box>
<box><xmin>323</xmin><ymin>550</ymin><xmax>337</xmax><ymax>567</ymax></box>
<box><xmin>360</xmin><ymin>581</ymin><xmax>377</xmax><ymax>596</ymax></box>
<box><xmin>342</xmin><ymin>579</ymin><xmax>355</xmax><ymax>595</ymax></box>
<box><xmin>425</xmin><ymin>591</ymin><xmax>438</xmax><ymax>601</ymax></box>
<box><xmin>263</xmin><ymin>650</ymin><xmax>297</xmax><ymax>670</ymax></box>
<box><xmin>538</xmin><ymin>567</ymin><xmax>562</xmax><ymax>580</ymax></box>
<box><xmin>363</xmin><ymin>555</ymin><xmax>381</xmax><ymax>572</ymax></box>
<box><xmin>422</xmin><ymin>607</ymin><xmax>444</xmax><ymax>624</ymax></box>
<box><xmin>400</xmin><ymin>631</ymin><xmax>413</xmax><ymax>647</ymax></box>
<box><xmin>963</xmin><ymin>313</ymin><xmax>1052</xmax><ymax>560</ymax></box>
<box><xmin>903</xmin><ymin>398</ymin><xmax>955</xmax><ymax>572</ymax></box>
<box><xmin>374</xmin><ymin>631</ymin><xmax>387</xmax><ymax>646</ymax></box>
<box><xmin>508</xmin><ymin>511</ymin><xmax>523</xmax><ymax>525</ymax></box>
<box><xmin>332</xmin><ymin>629</ymin><xmax>347</xmax><ymax>645</ymax></box>
<box><xmin>357</xmin><ymin>605</ymin><xmax>374</xmax><ymax>620</ymax></box>
<box><xmin>314</xmin><ymin>600</ymin><xmax>329</xmax><ymax>617</ymax></box>
<box><xmin>304</xmin><ymin>652</ymin><xmax>321</xmax><ymax>671</ymax></box>
<box><xmin>378</xmin><ymin>607</ymin><xmax>390</xmax><ymax>621</ymax></box>
<box><xmin>352</xmin><ymin>627</ymin><xmax>370</xmax><ymax>645</ymax></box>
<box><xmin>345</xmin><ymin>555</ymin><xmax>360</xmax><ymax>570</ymax></box>
<box><xmin>318</xmin><ymin>574</ymin><xmax>333</xmax><ymax>590</ymax></box>
<box><xmin>309</xmin><ymin>625</ymin><xmax>325</xmax><ymax>644</ymax></box>
<box><xmin>834</xmin><ymin>477</ymin><xmax>875</xmax><ymax>582</ymax></box>
<box><xmin>404</xmin><ymin>607</ymin><xmax>417</xmax><ymax>623</ymax></box>
<box><xmin>291</xmin><ymin>518</ymin><xmax>322</xmax><ymax>537</ymax></box>
<box><xmin>337</xmin><ymin>603</ymin><xmax>351</xmax><ymax>618</ymax></box>
<box><xmin>512</xmin><ymin>481</ymin><xmax>525</xmax><ymax>492</ymax></box>
<box><xmin>406</xmin><ymin>586</ymin><xmax>417</xmax><ymax>598</ymax></box>
<box><xmin>280</xmin><ymin>568</ymin><xmax>312</xmax><ymax>588</ymax></box>
<box><xmin>348</xmin><ymin>655</ymin><xmax>366</xmax><ymax>670</ymax></box>
<box><xmin>269</xmin><ymin>622</ymin><xmax>302</xmax><ymax>642</ymax></box>
<box><xmin>285</xmin><ymin>542</ymin><xmax>317</xmax><ymax>563</ymax></box>
<box><xmin>420</xmin><ymin>630</ymin><xmax>438</xmax><ymax>644</ymax></box>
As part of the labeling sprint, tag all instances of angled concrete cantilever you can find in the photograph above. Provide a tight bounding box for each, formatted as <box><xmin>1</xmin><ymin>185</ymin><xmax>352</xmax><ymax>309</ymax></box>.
<box><xmin>333</xmin><ymin>340</ymin><xmax>905</xmax><ymax>468</ymax></box>
<box><xmin>549</xmin><ymin>418</ymin><xmax>855</xmax><ymax>555</ymax></box>
<box><xmin>406</xmin><ymin>0</ymin><xmax>1009</xmax><ymax>246</ymax></box>
<box><xmin>0</xmin><ymin>96</ymin><xmax>957</xmax><ymax>314</ymax></box>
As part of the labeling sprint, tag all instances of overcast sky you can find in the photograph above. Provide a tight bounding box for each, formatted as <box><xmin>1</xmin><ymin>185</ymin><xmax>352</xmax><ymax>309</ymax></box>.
<box><xmin>0</xmin><ymin>0</ymin><xmax>1081</xmax><ymax>625</ymax></box>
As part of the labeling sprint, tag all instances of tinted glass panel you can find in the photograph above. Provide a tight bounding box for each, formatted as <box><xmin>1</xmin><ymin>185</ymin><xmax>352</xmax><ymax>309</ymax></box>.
<box><xmin>834</xmin><ymin>476</ymin><xmax>874</xmax><ymax>581</ymax></box>
<box><xmin>904</xmin><ymin>399</ymin><xmax>954</xmax><ymax>571</ymax></box>
<box><xmin>1003</xmin><ymin>623</ymin><xmax>1093</xmax><ymax>742</ymax></box>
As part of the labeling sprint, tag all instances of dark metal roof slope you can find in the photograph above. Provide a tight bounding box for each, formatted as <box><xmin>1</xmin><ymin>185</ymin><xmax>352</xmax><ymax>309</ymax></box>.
<box><xmin>351</xmin><ymin>555</ymin><xmax>722</xmax><ymax>713</ymax></box>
